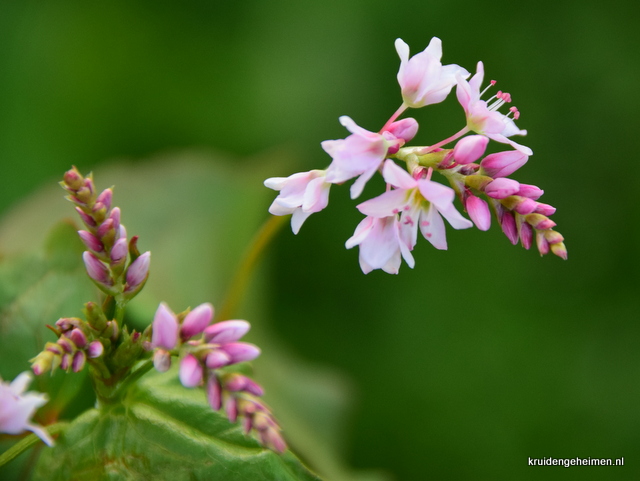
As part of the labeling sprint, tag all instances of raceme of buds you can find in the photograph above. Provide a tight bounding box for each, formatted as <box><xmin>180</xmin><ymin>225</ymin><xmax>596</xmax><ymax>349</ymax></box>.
<box><xmin>264</xmin><ymin>37</ymin><xmax>567</xmax><ymax>272</ymax></box>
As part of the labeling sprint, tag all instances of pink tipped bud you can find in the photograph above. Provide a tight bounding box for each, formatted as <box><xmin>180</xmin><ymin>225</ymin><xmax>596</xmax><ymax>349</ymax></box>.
<box><xmin>242</xmin><ymin>415</ymin><xmax>253</xmax><ymax>434</ymax></box>
<box><xmin>87</xmin><ymin>341</ymin><xmax>104</xmax><ymax>358</ymax></box>
<box><xmin>96</xmin><ymin>188</ymin><xmax>113</xmax><ymax>211</ymax></box>
<box><xmin>525</xmin><ymin>213</ymin><xmax>557</xmax><ymax>230</ymax></box>
<box><xmin>82</xmin><ymin>251</ymin><xmax>112</xmax><ymax>286</ymax></box>
<box><xmin>500</xmin><ymin>211</ymin><xmax>519</xmax><ymax>245</ymax></box>
<box><xmin>207</xmin><ymin>376</ymin><xmax>222</xmax><ymax>411</ymax></box>
<box><xmin>97</xmin><ymin>218</ymin><xmax>115</xmax><ymax>241</ymax></box>
<box><xmin>110</xmin><ymin>238</ymin><xmax>128</xmax><ymax>264</ymax></box>
<box><xmin>261</xmin><ymin>428</ymin><xmax>287</xmax><ymax>453</ymax></box>
<box><xmin>179</xmin><ymin>354</ymin><xmax>203</xmax><ymax>388</ymax></box>
<box><xmin>124</xmin><ymin>252</ymin><xmax>151</xmax><ymax>293</ymax></box>
<box><xmin>533</xmin><ymin>202</ymin><xmax>556</xmax><ymax>216</ymax></box>
<box><xmin>517</xmin><ymin>184</ymin><xmax>544</xmax><ymax>200</ymax></box>
<box><xmin>181</xmin><ymin>303</ymin><xmax>214</xmax><ymax>340</ymax></box>
<box><xmin>78</xmin><ymin>230</ymin><xmax>104</xmax><ymax>253</ymax></box>
<box><xmin>519</xmin><ymin>221</ymin><xmax>533</xmax><ymax>250</ymax></box>
<box><xmin>204</xmin><ymin>320</ymin><xmax>250</xmax><ymax>344</ymax></box>
<box><xmin>91</xmin><ymin>202</ymin><xmax>108</xmax><ymax>224</ymax></box>
<box><xmin>550</xmin><ymin>242</ymin><xmax>568</xmax><ymax>260</ymax></box>
<box><xmin>224</xmin><ymin>394</ymin><xmax>238</xmax><ymax>423</ymax></box>
<box><xmin>45</xmin><ymin>343</ymin><xmax>63</xmax><ymax>356</ymax></box>
<box><xmin>503</xmin><ymin>196</ymin><xmax>537</xmax><ymax>215</ymax></box>
<box><xmin>75</xmin><ymin>207</ymin><xmax>96</xmax><ymax>227</ymax></box>
<box><xmin>205</xmin><ymin>349</ymin><xmax>231</xmax><ymax>369</ymax></box>
<box><xmin>452</xmin><ymin>135</ymin><xmax>489</xmax><ymax>165</ymax></box>
<box><xmin>153</xmin><ymin>349</ymin><xmax>172</xmax><ymax>372</ymax></box>
<box><xmin>221</xmin><ymin>342</ymin><xmax>261</xmax><ymax>364</ymax></box>
<box><xmin>485</xmin><ymin>178</ymin><xmax>521</xmax><ymax>199</ymax></box>
<box><xmin>385</xmin><ymin>118</ymin><xmax>419</xmax><ymax>143</ymax></box>
<box><xmin>72</xmin><ymin>351</ymin><xmax>86</xmax><ymax>373</ymax></box>
<box><xmin>465</xmin><ymin>195</ymin><xmax>491</xmax><ymax>231</ymax></box>
<box><xmin>480</xmin><ymin>150</ymin><xmax>529</xmax><ymax>178</ymax></box>
<box><xmin>63</xmin><ymin>168</ymin><xmax>83</xmax><ymax>190</ymax></box>
<box><xmin>60</xmin><ymin>353</ymin><xmax>72</xmax><ymax>371</ymax></box>
<box><xmin>31</xmin><ymin>351</ymin><xmax>56</xmax><ymax>375</ymax></box>
<box><xmin>151</xmin><ymin>303</ymin><xmax>179</xmax><ymax>350</ymax></box>
<box><xmin>544</xmin><ymin>230</ymin><xmax>564</xmax><ymax>245</ymax></box>
<box><xmin>55</xmin><ymin>317</ymin><xmax>80</xmax><ymax>332</ymax></box>
<box><xmin>69</xmin><ymin>329</ymin><xmax>87</xmax><ymax>349</ymax></box>
<box><xmin>109</xmin><ymin>207</ymin><xmax>121</xmax><ymax>230</ymax></box>
<box><xmin>57</xmin><ymin>337</ymin><xmax>75</xmax><ymax>354</ymax></box>
<box><xmin>536</xmin><ymin>231</ymin><xmax>550</xmax><ymax>255</ymax></box>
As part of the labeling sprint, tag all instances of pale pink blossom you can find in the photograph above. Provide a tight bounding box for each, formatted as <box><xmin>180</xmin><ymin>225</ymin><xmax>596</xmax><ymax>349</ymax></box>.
<box><xmin>345</xmin><ymin>215</ymin><xmax>413</xmax><ymax>274</ymax></box>
<box><xmin>264</xmin><ymin>170</ymin><xmax>331</xmax><ymax>234</ymax></box>
<box><xmin>395</xmin><ymin>38</ymin><xmax>469</xmax><ymax>108</ymax></box>
<box><xmin>356</xmin><ymin>161</ymin><xmax>473</xmax><ymax>252</ymax></box>
<box><xmin>456</xmin><ymin>61</ymin><xmax>532</xmax><ymax>155</ymax></box>
<box><xmin>0</xmin><ymin>372</ymin><xmax>54</xmax><ymax>446</ymax></box>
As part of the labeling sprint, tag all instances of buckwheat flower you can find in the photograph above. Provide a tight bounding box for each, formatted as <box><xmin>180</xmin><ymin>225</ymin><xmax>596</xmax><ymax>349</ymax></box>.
<box><xmin>264</xmin><ymin>170</ymin><xmax>331</xmax><ymax>234</ymax></box>
<box><xmin>323</xmin><ymin>116</ymin><xmax>403</xmax><ymax>199</ymax></box>
<box><xmin>345</xmin><ymin>215</ymin><xmax>413</xmax><ymax>275</ymax></box>
<box><xmin>0</xmin><ymin>372</ymin><xmax>54</xmax><ymax>446</ymax></box>
<box><xmin>395</xmin><ymin>38</ymin><xmax>469</xmax><ymax>108</ymax></box>
<box><xmin>357</xmin><ymin>160</ymin><xmax>473</xmax><ymax>252</ymax></box>
<box><xmin>456</xmin><ymin>61</ymin><xmax>532</xmax><ymax>155</ymax></box>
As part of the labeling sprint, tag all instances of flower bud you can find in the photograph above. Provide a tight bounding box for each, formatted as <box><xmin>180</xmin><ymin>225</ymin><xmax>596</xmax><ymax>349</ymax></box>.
<box><xmin>179</xmin><ymin>354</ymin><xmax>203</xmax><ymax>388</ymax></box>
<box><xmin>72</xmin><ymin>351</ymin><xmax>86</xmax><ymax>373</ymax></box>
<box><xmin>525</xmin><ymin>213</ymin><xmax>556</xmax><ymax>230</ymax></box>
<box><xmin>82</xmin><ymin>251</ymin><xmax>112</xmax><ymax>287</ymax></box>
<box><xmin>181</xmin><ymin>303</ymin><xmax>214</xmax><ymax>340</ymax></box>
<box><xmin>69</xmin><ymin>328</ymin><xmax>87</xmax><ymax>349</ymax></box>
<box><xmin>550</xmin><ymin>242</ymin><xmax>568</xmax><ymax>260</ymax></box>
<box><xmin>75</xmin><ymin>207</ymin><xmax>96</xmax><ymax>227</ymax></box>
<box><xmin>31</xmin><ymin>351</ymin><xmax>56</xmax><ymax>375</ymax></box>
<box><xmin>84</xmin><ymin>302</ymin><xmax>107</xmax><ymax>331</ymax></box>
<box><xmin>543</xmin><ymin>230</ymin><xmax>564</xmax><ymax>245</ymax></box>
<box><xmin>110</xmin><ymin>238</ymin><xmax>128</xmax><ymax>265</ymax></box>
<box><xmin>87</xmin><ymin>341</ymin><xmax>104</xmax><ymax>359</ymax></box>
<box><xmin>533</xmin><ymin>202</ymin><xmax>556</xmax><ymax>216</ymax></box>
<box><xmin>452</xmin><ymin>135</ymin><xmax>488</xmax><ymax>165</ymax></box>
<box><xmin>465</xmin><ymin>195</ymin><xmax>491</xmax><ymax>231</ymax></box>
<box><xmin>517</xmin><ymin>184</ymin><xmax>544</xmax><ymax>200</ymax></box>
<box><xmin>153</xmin><ymin>349</ymin><xmax>172</xmax><ymax>372</ymax></box>
<box><xmin>518</xmin><ymin>220</ymin><xmax>533</xmax><ymax>250</ymax></box>
<box><xmin>536</xmin><ymin>231</ymin><xmax>550</xmax><ymax>255</ymax></box>
<box><xmin>499</xmin><ymin>209</ymin><xmax>518</xmax><ymax>245</ymax></box>
<box><xmin>207</xmin><ymin>376</ymin><xmax>222</xmax><ymax>411</ymax></box>
<box><xmin>57</xmin><ymin>336</ymin><xmax>75</xmax><ymax>354</ymax></box>
<box><xmin>55</xmin><ymin>317</ymin><xmax>81</xmax><ymax>333</ymax></box>
<box><xmin>63</xmin><ymin>167</ymin><xmax>84</xmax><ymax>190</ymax></box>
<box><xmin>96</xmin><ymin>188</ymin><xmax>113</xmax><ymax>211</ymax></box>
<box><xmin>124</xmin><ymin>251</ymin><xmax>150</xmax><ymax>294</ymax></box>
<box><xmin>60</xmin><ymin>353</ymin><xmax>72</xmax><ymax>371</ymax></box>
<box><xmin>224</xmin><ymin>393</ymin><xmax>238</xmax><ymax>423</ymax></box>
<box><xmin>480</xmin><ymin>150</ymin><xmax>529</xmax><ymax>178</ymax></box>
<box><xmin>386</xmin><ymin>118</ymin><xmax>419</xmax><ymax>143</ymax></box>
<box><xmin>204</xmin><ymin>320</ymin><xmax>250</xmax><ymax>344</ymax></box>
<box><xmin>151</xmin><ymin>303</ymin><xmax>179</xmax><ymax>350</ymax></box>
<box><xmin>220</xmin><ymin>342</ymin><xmax>261</xmax><ymax>364</ymax></box>
<box><xmin>205</xmin><ymin>349</ymin><xmax>231</xmax><ymax>369</ymax></box>
<box><xmin>485</xmin><ymin>178</ymin><xmax>520</xmax><ymax>199</ymax></box>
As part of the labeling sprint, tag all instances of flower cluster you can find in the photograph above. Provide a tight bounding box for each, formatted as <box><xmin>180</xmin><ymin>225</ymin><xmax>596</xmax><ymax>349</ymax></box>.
<box><xmin>0</xmin><ymin>372</ymin><xmax>53</xmax><ymax>446</ymax></box>
<box><xmin>61</xmin><ymin>166</ymin><xmax>151</xmax><ymax>295</ymax></box>
<box><xmin>147</xmin><ymin>302</ymin><xmax>285</xmax><ymax>452</ymax></box>
<box><xmin>265</xmin><ymin>37</ymin><xmax>566</xmax><ymax>273</ymax></box>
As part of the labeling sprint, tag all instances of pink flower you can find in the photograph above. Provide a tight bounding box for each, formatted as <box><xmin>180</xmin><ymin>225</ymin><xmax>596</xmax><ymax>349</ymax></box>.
<box><xmin>456</xmin><ymin>61</ymin><xmax>532</xmax><ymax>155</ymax></box>
<box><xmin>356</xmin><ymin>161</ymin><xmax>473</xmax><ymax>252</ymax></box>
<box><xmin>345</xmin><ymin>215</ymin><xmax>413</xmax><ymax>274</ymax></box>
<box><xmin>323</xmin><ymin>116</ymin><xmax>401</xmax><ymax>199</ymax></box>
<box><xmin>0</xmin><ymin>372</ymin><xmax>54</xmax><ymax>446</ymax></box>
<box><xmin>395</xmin><ymin>38</ymin><xmax>469</xmax><ymax>108</ymax></box>
<box><xmin>264</xmin><ymin>170</ymin><xmax>331</xmax><ymax>234</ymax></box>
<box><xmin>151</xmin><ymin>302</ymin><xmax>179</xmax><ymax>350</ymax></box>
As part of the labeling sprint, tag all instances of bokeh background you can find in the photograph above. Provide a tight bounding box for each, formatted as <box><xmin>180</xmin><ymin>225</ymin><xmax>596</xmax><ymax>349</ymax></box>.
<box><xmin>1</xmin><ymin>1</ymin><xmax>639</xmax><ymax>480</ymax></box>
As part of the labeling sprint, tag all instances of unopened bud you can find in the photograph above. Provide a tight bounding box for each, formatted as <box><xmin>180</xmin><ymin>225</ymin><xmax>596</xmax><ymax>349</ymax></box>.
<box><xmin>78</xmin><ymin>230</ymin><xmax>104</xmax><ymax>253</ymax></box>
<box><xmin>204</xmin><ymin>320</ymin><xmax>250</xmax><ymax>344</ymax></box>
<box><xmin>181</xmin><ymin>303</ymin><xmax>214</xmax><ymax>340</ymax></box>
<box><xmin>465</xmin><ymin>195</ymin><xmax>491</xmax><ymax>231</ymax></box>
<box><xmin>543</xmin><ymin>230</ymin><xmax>564</xmax><ymax>245</ymax></box>
<box><xmin>220</xmin><ymin>342</ymin><xmax>261</xmax><ymax>364</ymax></box>
<box><xmin>550</xmin><ymin>242</ymin><xmax>568</xmax><ymax>260</ymax></box>
<box><xmin>96</xmin><ymin>188</ymin><xmax>113</xmax><ymax>211</ymax></box>
<box><xmin>31</xmin><ymin>350</ymin><xmax>56</xmax><ymax>375</ymax></box>
<box><xmin>179</xmin><ymin>354</ymin><xmax>203</xmax><ymax>388</ymax></box>
<box><xmin>485</xmin><ymin>178</ymin><xmax>520</xmax><ymax>199</ymax></box>
<box><xmin>87</xmin><ymin>340</ymin><xmax>104</xmax><ymax>358</ymax></box>
<box><xmin>75</xmin><ymin>207</ymin><xmax>96</xmax><ymax>227</ymax></box>
<box><xmin>69</xmin><ymin>328</ymin><xmax>87</xmax><ymax>349</ymax></box>
<box><xmin>464</xmin><ymin>174</ymin><xmax>493</xmax><ymax>192</ymax></box>
<box><xmin>60</xmin><ymin>353</ymin><xmax>72</xmax><ymax>371</ymax></box>
<box><xmin>536</xmin><ymin>231</ymin><xmax>550</xmax><ymax>255</ymax></box>
<box><xmin>153</xmin><ymin>349</ymin><xmax>172</xmax><ymax>372</ymax></box>
<box><xmin>84</xmin><ymin>302</ymin><xmax>108</xmax><ymax>331</ymax></box>
<box><xmin>525</xmin><ymin>213</ymin><xmax>556</xmax><ymax>230</ymax></box>
<box><xmin>63</xmin><ymin>167</ymin><xmax>84</xmax><ymax>190</ymax></box>
<box><xmin>452</xmin><ymin>135</ymin><xmax>489</xmax><ymax>165</ymax></box>
<box><xmin>72</xmin><ymin>351</ymin><xmax>86</xmax><ymax>372</ymax></box>
<box><xmin>533</xmin><ymin>202</ymin><xmax>556</xmax><ymax>216</ymax></box>
<box><xmin>480</xmin><ymin>150</ymin><xmax>529</xmax><ymax>178</ymax></box>
<box><xmin>124</xmin><ymin>251</ymin><xmax>150</xmax><ymax>295</ymax></box>
<box><xmin>207</xmin><ymin>376</ymin><xmax>222</xmax><ymax>411</ymax></box>
<box><xmin>82</xmin><ymin>251</ymin><xmax>112</xmax><ymax>287</ymax></box>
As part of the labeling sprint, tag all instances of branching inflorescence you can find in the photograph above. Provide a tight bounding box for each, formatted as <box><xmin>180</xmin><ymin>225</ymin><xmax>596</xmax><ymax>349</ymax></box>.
<box><xmin>265</xmin><ymin>38</ymin><xmax>567</xmax><ymax>274</ymax></box>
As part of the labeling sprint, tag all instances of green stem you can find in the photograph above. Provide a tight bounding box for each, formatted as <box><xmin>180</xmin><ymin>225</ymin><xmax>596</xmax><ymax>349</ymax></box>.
<box><xmin>0</xmin><ymin>422</ymin><xmax>69</xmax><ymax>468</ymax></box>
<box><xmin>218</xmin><ymin>215</ymin><xmax>287</xmax><ymax>321</ymax></box>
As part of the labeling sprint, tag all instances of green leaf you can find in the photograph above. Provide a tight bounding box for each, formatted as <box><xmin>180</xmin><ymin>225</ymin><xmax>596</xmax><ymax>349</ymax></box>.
<box><xmin>32</xmin><ymin>368</ymin><xmax>321</xmax><ymax>481</ymax></box>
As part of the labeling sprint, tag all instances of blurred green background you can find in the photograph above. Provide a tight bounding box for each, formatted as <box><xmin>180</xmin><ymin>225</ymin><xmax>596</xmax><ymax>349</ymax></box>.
<box><xmin>1</xmin><ymin>1</ymin><xmax>639</xmax><ymax>480</ymax></box>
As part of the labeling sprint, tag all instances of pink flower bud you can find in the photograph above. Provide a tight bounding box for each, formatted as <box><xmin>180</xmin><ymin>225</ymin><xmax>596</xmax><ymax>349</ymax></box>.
<box><xmin>205</xmin><ymin>349</ymin><xmax>231</xmax><ymax>369</ymax></box>
<box><xmin>87</xmin><ymin>341</ymin><xmax>104</xmax><ymax>358</ymax></box>
<box><xmin>181</xmin><ymin>303</ymin><xmax>214</xmax><ymax>340</ymax></box>
<box><xmin>97</xmin><ymin>218</ymin><xmax>114</xmax><ymax>240</ymax></box>
<box><xmin>533</xmin><ymin>202</ymin><xmax>556</xmax><ymax>216</ymax></box>
<box><xmin>517</xmin><ymin>184</ymin><xmax>544</xmax><ymax>200</ymax></box>
<box><xmin>261</xmin><ymin>428</ymin><xmax>287</xmax><ymax>453</ymax></box>
<box><xmin>151</xmin><ymin>303</ymin><xmax>179</xmax><ymax>350</ymax></box>
<box><xmin>485</xmin><ymin>178</ymin><xmax>521</xmax><ymax>199</ymax></box>
<box><xmin>78</xmin><ymin>231</ymin><xmax>104</xmax><ymax>253</ymax></box>
<box><xmin>63</xmin><ymin>168</ymin><xmax>83</xmax><ymax>190</ymax></box>
<box><xmin>550</xmin><ymin>242</ymin><xmax>568</xmax><ymax>260</ymax></box>
<box><xmin>525</xmin><ymin>214</ymin><xmax>556</xmax><ymax>230</ymax></box>
<box><xmin>203</xmin><ymin>320</ymin><xmax>250</xmax><ymax>344</ymax></box>
<box><xmin>225</xmin><ymin>374</ymin><xmax>264</xmax><ymax>396</ymax></box>
<box><xmin>124</xmin><ymin>252</ymin><xmax>150</xmax><ymax>293</ymax></box>
<box><xmin>452</xmin><ymin>135</ymin><xmax>489</xmax><ymax>165</ymax></box>
<box><xmin>220</xmin><ymin>342</ymin><xmax>261</xmax><ymax>364</ymax></box>
<box><xmin>544</xmin><ymin>230</ymin><xmax>564</xmax><ymax>245</ymax></box>
<box><xmin>500</xmin><ymin>210</ymin><xmax>519</xmax><ymax>245</ymax></box>
<box><xmin>207</xmin><ymin>376</ymin><xmax>222</xmax><ymax>411</ymax></box>
<box><xmin>480</xmin><ymin>150</ymin><xmax>529</xmax><ymax>178</ymax></box>
<box><xmin>75</xmin><ymin>207</ymin><xmax>96</xmax><ymax>227</ymax></box>
<box><xmin>465</xmin><ymin>195</ymin><xmax>491</xmax><ymax>231</ymax></box>
<box><xmin>536</xmin><ymin>231</ymin><xmax>550</xmax><ymax>255</ymax></box>
<box><xmin>72</xmin><ymin>351</ymin><xmax>86</xmax><ymax>373</ymax></box>
<box><xmin>69</xmin><ymin>329</ymin><xmax>87</xmax><ymax>349</ymax></box>
<box><xmin>179</xmin><ymin>354</ymin><xmax>203</xmax><ymax>388</ymax></box>
<box><xmin>57</xmin><ymin>337</ymin><xmax>75</xmax><ymax>354</ymax></box>
<box><xmin>110</xmin><ymin>238</ymin><xmax>128</xmax><ymax>264</ymax></box>
<box><xmin>385</xmin><ymin>118</ymin><xmax>419</xmax><ymax>143</ymax></box>
<box><xmin>153</xmin><ymin>349</ymin><xmax>172</xmax><ymax>372</ymax></box>
<box><xmin>109</xmin><ymin>207</ymin><xmax>121</xmax><ymax>232</ymax></box>
<box><xmin>225</xmin><ymin>394</ymin><xmax>238</xmax><ymax>423</ymax></box>
<box><xmin>60</xmin><ymin>353</ymin><xmax>71</xmax><ymax>371</ymax></box>
<box><xmin>512</xmin><ymin>197</ymin><xmax>537</xmax><ymax>215</ymax></box>
<box><xmin>96</xmin><ymin>188</ymin><xmax>113</xmax><ymax>211</ymax></box>
<box><xmin>519</xmin><ymin>221</ymin><xmax>533</xmax><ymax>250</ymax></box>
<box><xmin>82</xmin><ymin>251</ymin><xmax>112</xmax><ymax>286</ymax></box>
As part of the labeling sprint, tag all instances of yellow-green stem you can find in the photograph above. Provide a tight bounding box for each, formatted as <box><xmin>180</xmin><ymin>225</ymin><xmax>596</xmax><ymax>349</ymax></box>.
<box><xmin>218</xmin><ymin>215</ymin><xmax>287</xmax><ymax>321</ymax></box>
